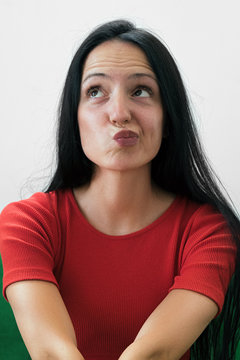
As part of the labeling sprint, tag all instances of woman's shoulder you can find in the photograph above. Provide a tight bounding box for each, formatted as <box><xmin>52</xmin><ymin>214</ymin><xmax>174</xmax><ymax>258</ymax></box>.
<box><xmin>168</xmin><ymin>195</ymin><xmax>231</xmax><ymax>237</ymax></box>
<box><xmin>175</xmin><ymin>195</ymin><xmax>224</xmax><ymax>220</ymax></box>
<box><xmin>0</xmin><ymin>189</ymin><xmax>73</xmax><ymax>231</ymax></box>
<box><xmin>0</xmin><ymin>189</ymin><xmax>73</xmax><ymax>258</ymax></box>
<box><xmin>1</xmin><ymin>189</ymin><xmax>70</xmax><ymax>215</ymax></box>
<box><xmin>172</xmin><ymin>196</ymin><xmax>235</xmax><ymax>254</ymax></box>
<box><xmin>0</xmin><ymin>190</ymin><xmax>70</xmax><ymax>296</ymax></box>
<box><xmin>1</xmin><ymin>191</ymin><xmax>52</xmax><ymax>218</ymax></box>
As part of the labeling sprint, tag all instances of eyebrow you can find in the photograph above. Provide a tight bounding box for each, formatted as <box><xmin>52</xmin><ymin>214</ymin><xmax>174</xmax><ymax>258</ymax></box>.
<box><xmin>82</xmin><ymin>72</ymin><xmax>157</xmax><ymax>84</ymax></box>
<box><xmin>129</xmin><ymin>73</ymin><xmax>157</xmax><ymax>81</ymax></box>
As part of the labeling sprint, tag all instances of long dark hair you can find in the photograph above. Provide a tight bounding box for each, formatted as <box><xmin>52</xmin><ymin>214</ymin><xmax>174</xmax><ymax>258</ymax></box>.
<box><xmin>46</xmin><ymin>20</ymin><xmax>240</xmax><ymax>359</ymax></box>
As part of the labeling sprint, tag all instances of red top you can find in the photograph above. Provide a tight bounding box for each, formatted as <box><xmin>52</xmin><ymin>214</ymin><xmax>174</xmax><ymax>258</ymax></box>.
<box><xmin>0</xmin><ymin>189</ymin><xmax>236</xmax><ymax>360</ymax></box>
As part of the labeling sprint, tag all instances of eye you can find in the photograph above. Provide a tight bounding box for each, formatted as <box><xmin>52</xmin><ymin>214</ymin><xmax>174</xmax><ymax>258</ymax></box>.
<box><xmin>133</xmin><ymin>86</ymin><xmax>152</xmax><ymax>98</ymax></box>
<box><xmin>87</xmin><ymin>86</ymin><xmax>104</xmax><ymax>98</ymax></box>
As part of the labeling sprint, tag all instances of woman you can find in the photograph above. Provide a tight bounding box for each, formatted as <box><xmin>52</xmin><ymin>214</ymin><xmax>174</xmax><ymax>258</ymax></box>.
<box><xmin>0</xmin><ymin>20</ymin><xmax>239</xmax><ymax>360</ymax></box>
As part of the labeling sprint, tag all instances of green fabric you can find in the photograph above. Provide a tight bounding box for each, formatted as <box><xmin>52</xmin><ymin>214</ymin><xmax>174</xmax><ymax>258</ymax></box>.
<box><xmin>0</xmin><ymin>256</ymin><xmax>30</xmax><ymax>359</ymax></box>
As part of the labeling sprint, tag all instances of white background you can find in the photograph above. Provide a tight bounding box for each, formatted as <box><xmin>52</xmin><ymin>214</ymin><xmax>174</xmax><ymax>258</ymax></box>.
<box><xmin>0</xmin><ymin>0</ymin><xmax>239</xmax><ymax>213</ymax></box>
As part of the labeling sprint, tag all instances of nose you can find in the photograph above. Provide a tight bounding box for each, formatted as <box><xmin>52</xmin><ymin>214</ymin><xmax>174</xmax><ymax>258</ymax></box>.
<box><xmin>109</xmin><ymin>90</ymin><xmax>131</xmax><ymax>126</ymax></box>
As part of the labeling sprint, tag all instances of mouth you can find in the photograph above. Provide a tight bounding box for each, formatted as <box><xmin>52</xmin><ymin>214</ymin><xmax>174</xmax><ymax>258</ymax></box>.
<box><xmin>113</xmin><ymin>130</ymin><xmax>139</xmax><ymax>147</ymax></box>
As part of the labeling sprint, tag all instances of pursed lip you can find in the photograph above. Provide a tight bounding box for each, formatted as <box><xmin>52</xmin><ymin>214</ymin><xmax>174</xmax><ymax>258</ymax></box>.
<box><xmin>113</xmin><ymin>130</ymin><xmax>139</xmax><ymax>140</ymax></box>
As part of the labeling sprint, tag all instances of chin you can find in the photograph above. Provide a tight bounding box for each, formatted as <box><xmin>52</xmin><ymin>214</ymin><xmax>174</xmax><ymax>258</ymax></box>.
<box><xmin>87</xmin><ymin>153</ymin><xmax>154</xmax><ymax>173</ymax></box>
<box><xmin>104</xmin><ymin>160</ymin><xmax>151</xmax><ymax>172</ymax></box>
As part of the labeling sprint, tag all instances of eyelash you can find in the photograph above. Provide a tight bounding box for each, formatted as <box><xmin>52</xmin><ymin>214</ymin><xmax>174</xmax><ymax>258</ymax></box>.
<box><xmin>87</xmin><ymin>86</ymin><xmax>101</xmax><ymax>97</ymax></box>
<box><xmin>133</xmin><ymin>85</ymin><xmax>153</xmax><ymax>96</ymax></box>
<box><xmin>86</xmin><ymin>85</ymin><xmax>153</xmax><ymax>98</ymax></box>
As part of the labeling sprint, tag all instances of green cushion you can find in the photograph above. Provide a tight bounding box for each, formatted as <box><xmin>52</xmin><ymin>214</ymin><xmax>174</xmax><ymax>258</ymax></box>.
<box><xmin>0</xmin><ymin>256</ymin><xmax>30</xmax><ymax>359</ymax></box>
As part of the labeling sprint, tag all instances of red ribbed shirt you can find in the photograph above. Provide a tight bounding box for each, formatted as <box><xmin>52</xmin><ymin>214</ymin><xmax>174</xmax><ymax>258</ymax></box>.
<box><xmin>0</xmin><ymin>189</ymin><xmax>236</xmax><ymax>359</ymax></box>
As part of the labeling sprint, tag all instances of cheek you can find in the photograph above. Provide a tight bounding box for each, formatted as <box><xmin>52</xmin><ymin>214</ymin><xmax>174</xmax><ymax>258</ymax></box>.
<box><xmin>78</xmin><ymin>110</ymin><xmax>95</xmax><ymax>151</ymax></box>
<box><xmin>78</xmin><ymin>106</ymin><xmax>105</xmax><ymax>133</ymax></box>
<box><xmin>143</xmin><ymin>110</ymin><xmax>164</xmax><ymax>137</ymax></box>
<box><xmin>77</xmin><ymin>109</ymin><xmax>107</xmax><ymax>158</ymax></box>
<box><xmin>78</xmin><ymin>108</ymin><xmax>97</xmax><ymax>137</ymax></box>
<box><xmin>142</xmin><ymin>111</ymin><xmax>164</xmax><ymax>155</ymax></box>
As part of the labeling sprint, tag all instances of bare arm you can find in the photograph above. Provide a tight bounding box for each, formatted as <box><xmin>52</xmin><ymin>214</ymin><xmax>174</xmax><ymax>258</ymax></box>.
<box><xmin>6</xmin><ymin>280</ymin><xmax>85</xmax><ymax>360</ymax></box>
<box><xmin>119</xmin><ymin>289</ymin><xmax>218</xmax><ymax>360</ymax></box>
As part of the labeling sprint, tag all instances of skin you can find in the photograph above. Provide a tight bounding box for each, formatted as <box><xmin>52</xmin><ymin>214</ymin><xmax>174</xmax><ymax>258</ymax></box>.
<box><xmin>75</xmin><ymin>40</ymin><xmax>173</xmax><ymax>236</ymax></box>
<box><xmin>78</xmin><ymin>40</ymin><xmax>164</xmax><ymax>172</ymax></box>
<box><xmin>6</xmin><ymin>40</ymin><xmax>218</xmax><ymax>360</ymax></box>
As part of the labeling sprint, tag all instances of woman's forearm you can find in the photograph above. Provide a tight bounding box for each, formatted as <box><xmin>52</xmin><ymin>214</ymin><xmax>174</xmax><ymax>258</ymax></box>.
<box><xmin>32</xmin><ymin>343</ymin><xmax>85</xmax><ymax>360</ymax></box>
<box><xmin>118</xmin><ymin>340</ymin><xmax>164</xmax><ymax>360</ymax></box>
<box><xmin>6</xmin><ymin>281</ymin><xmax>85</xmax><ymax>360</ymax></box>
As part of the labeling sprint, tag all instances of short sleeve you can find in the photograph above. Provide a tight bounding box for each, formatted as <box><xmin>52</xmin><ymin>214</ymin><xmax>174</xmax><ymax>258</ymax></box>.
<box><xmin>0</xmin><ymin>192</ymin><xmax>60</xmax><ymax>300</ymax></box>
<box><xmin>169</xmin><ymin>204</ymin><xmax>237</xmax><ymax>315</ymax></box>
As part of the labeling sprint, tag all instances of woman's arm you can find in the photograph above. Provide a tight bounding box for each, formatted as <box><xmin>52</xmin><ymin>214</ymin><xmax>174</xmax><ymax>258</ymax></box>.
<box><xmin>119</xmin><ymin>289</ymin><xmax>218</xmax><ymax>360</ymax></box>
<box><xmin>6</xmin><ymin>280</ymin><xmax>85</xmax><ymax>360</ymax></box>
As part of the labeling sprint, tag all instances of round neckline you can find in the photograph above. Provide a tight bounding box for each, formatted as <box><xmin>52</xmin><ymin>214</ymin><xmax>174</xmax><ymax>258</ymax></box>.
<box><xmin>67</xmin><ymin>188</ymin><xmax>182</xmax><ymax>239</ymax></box>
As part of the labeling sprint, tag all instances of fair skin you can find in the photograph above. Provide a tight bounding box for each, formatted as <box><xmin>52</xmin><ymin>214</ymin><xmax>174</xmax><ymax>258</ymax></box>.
<box><xmin>6</xmin><ymin>40</ymin><xmax>218</xmax><ymax>360</ymax></box>
<box><xmin>76</xmin><ymin>40</ymin><xmax>171</xmax><ymax>235</ymax></box>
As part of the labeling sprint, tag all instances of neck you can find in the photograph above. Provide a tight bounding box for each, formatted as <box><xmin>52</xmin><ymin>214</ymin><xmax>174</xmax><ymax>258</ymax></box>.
<box><xmin>74</xmin><ymin>166</ymin><xmax>173</xmax><ymax>235</ymax></box>
<box><xmin>91</xmin><ymin>165</ymin><xmax>154</xmax><ymax>211</ymax></box>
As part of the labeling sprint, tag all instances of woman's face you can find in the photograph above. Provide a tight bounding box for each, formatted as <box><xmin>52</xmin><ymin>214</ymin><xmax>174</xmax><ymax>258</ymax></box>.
<box><xmin>78</xmin><ymin>40</ymin><xmax>164</xmax><ymax>172</ymax></box>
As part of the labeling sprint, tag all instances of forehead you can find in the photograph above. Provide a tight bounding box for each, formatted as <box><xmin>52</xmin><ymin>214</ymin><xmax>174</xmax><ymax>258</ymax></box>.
<box><xmin>82</xmin><ymin>40</ymin><xmax>154</xmax><ymax>77</ymax></box>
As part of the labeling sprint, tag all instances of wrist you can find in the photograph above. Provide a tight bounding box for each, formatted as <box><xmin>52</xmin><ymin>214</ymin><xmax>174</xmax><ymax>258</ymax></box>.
<box><xmin>56</xmin><ymin>346</ymin><xmax>85</xmax><ymax>360</ymax></box>
<box><xmin>119</xmin><ymin>340</ymin><xmax>162</xmax><ymax>360</ymax></box>
<box><xmin>34</xmin><ymin>344</ymin><xmax>85</xmax><ymax>360</ymax></box>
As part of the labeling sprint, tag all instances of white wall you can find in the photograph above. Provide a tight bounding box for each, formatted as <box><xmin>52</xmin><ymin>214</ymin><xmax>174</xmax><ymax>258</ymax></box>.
<box><xmin>0</xmin><ymin>0</ymin><xmax>239</xmax><ymax>213</ymax></box>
